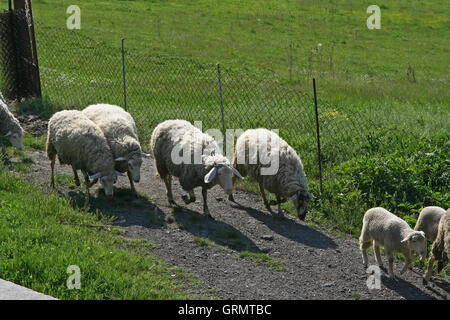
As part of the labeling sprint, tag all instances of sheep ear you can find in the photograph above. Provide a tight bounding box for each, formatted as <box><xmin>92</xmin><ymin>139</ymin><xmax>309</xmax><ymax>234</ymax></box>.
<box><xmin>89</xmin><ymin>172</ymin><xmax>102</xmax><ymax>180</ymax></box>
<box><xmin>204</xmin><ymin>167</ymin><xmax>218</xmax><ymax>184</ymax></box>
<box><xmin>401</xmin><ymin>235</ymin><xmax>411</xmax><ymax>244</ymax></box>
<box><xmin>290</xmin><ymin>193</ymin><xmax>298</xmax><ymax>201</ymax></box>
<box><xmin>230</xmin><ymin>167</ymin><xmax>244</xmax><ymax>180</ymax></box>
<box><xmin>4</xmin><ymin>131</ymin><xmax>12</xmax><ymax>137</ymax></box>
<box><xmin>115</xmin><ymin>157</ymin><xmax>126</xmax><ymax>161</ymax></box>
<box><xmin>141</xmin><ymin>152</ymin><xmax>150</xmax><ymax>158</ymax></box>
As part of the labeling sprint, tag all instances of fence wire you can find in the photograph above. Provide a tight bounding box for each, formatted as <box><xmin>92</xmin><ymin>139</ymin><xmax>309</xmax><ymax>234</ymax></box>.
<box><xmin>3</xmin><ymin>19</ymin><xmax>441</xmax><ymax>184</ymax></box>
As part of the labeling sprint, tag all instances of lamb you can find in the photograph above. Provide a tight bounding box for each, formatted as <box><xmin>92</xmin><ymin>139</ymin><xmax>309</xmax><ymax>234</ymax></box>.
<box><xmin>46</xmin><ymin>110</ymin><xmax>118</xmax><ymax>202</ymax></box>
<box><xmin>150</xmin><ymin>119</ymin><xmax>243</xmax><ymax>219</ymax></box>
<box><xmin>81</xmin><ymin>103</ymin><xmax>149</xmax><ymax>195</ymax></box>
<box><xmin>423</xmin><ymin>208</ymin><xmax>450</xmax><ymax>285</ymax></box>
<box><xmin>414</xmin><ymin>206</ymin><xmax>446</xmax><ymax>264</ymax></box>
<box><xmin>231</xmin><ymin>128</ymin><xmax>311</xmax><ymax>220</ymax></box>
<box><xmin>359</xmin><ymin>207</ymin><xmax>426</xmax><ymax>278</ymax></box>
<box><xmin>1</xmin><ymin>98</ymin><xmax>24</xmax><ymax>152</ymax></box>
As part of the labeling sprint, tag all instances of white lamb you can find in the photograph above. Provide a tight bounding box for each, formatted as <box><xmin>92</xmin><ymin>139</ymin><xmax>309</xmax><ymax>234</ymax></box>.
<box><xmin>150</xmin><ymin>119</ymin><xmax>243</xmax><ymax>219</ymax></box>
<box><xmin>231</xmin><ymin>128</ymin><xmax>311</xmax><ymax>220</ymax></box>
<box><xmin>359</xmin><ymin>207</ymin><xmax>426</xmax><ymax>278</ymax></box>
<box><xmin>414</xmin><ymin>206</ymin><xmax>446</xmax><ymax>264</ymax></box>
<box><xmin>82</xmin><ymin>103</ymin><xmax>149</xmax><ymax>195</ymax></box>
<box><xmin>423</xmin><ymin>208</ymin><xmax>450</xmax><ymax>285</ymax></box>
<box><xmin>1</xmin><ymin>98</ymin><xmax>23</xmax><ymax>152</ymax></box>
<box><xmin>46</xmin><ymin>110</ymin><xmax>118</xmax><ymax>202</ymax></box>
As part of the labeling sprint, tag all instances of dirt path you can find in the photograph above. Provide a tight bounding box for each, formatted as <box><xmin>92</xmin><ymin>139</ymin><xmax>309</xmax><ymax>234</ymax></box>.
<box><xmin>26</xmin><ymin>150</ymin><xmax>450</xmax><ymax>300</ymax></box>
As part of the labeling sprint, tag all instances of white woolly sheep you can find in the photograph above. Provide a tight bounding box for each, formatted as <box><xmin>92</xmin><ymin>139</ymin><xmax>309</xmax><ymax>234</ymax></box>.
<box><xmin>414</xmin><ymin>206</ymin><xmax>446</xmax><ymax>264</ymax></box>
<box><xmin>359</xmin><ymin>207</ymin><xmax>426</xmax><ymax>278</ymax></box>
<box><xmin>423</xmin><ymin>208</ymin><xmax>450</xmax><ymax>285</ymax></box>
<box><xmin>82</xmin><ymin>103</ymin><xmax>149</xmax><ymax>194</ymax></box>
<box><xmin>46</xmin><ymin>110</ymin><xmax>118</xmax><ymax>202</ymax></box>
<box><xmin>231</xmin><ymin>128</ymin><xmax>311</xmax><ymax>220</ymax></box>
<box><xmin>150</xmin><ymin>119</ymin><xmax>243</xmax><ymax>219</ymax></box>
<box><xmin>0</xmin><ymin>98</ymin><xmax>23</xmax><ymax>152</ymax></box>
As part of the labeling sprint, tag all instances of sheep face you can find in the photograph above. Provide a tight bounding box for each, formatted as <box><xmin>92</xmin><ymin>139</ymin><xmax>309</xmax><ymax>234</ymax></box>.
<box><xmin>401</xmin><ymin>231</ymin><xmax>426</xmax><ymax>257</ymax></box>
<box><xmin>291</xmin><ymin>191</ymin><xmax>311</xmax><ymax>220</ymax></box>
<box><xmin>127</xmin><ymin>156</ymin><xmax>143</xmax><ymax>183</ymax></box>
<box><xmin>6</xmin><ymin>130</ymin><xmax>23</xmax><ymax>150</ymax></box>
<box><xmin>204</xmin><ymin>166</ymin><xmax>243</xmax><ymax>195</ymax></box>
<box><xmin>99</xmin><ymin>173</ymin><xmax>118</xmax><ymax>197</ymax></box>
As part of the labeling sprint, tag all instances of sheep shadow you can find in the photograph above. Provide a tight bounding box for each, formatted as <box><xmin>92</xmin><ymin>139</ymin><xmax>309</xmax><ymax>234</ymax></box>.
<box><xmin>231</xmin><ymin>201</ymin><xmax>338</xmax><ymax>249</ymax></box>
<box><xmin>172</xmin><ymin>206</ymin><xmax>261</xmax><ymax>253</ymax></box>
<box><xmin>381</xmin><ymin>274</ymin><xmax>439</xmax><ymax>300</ymax></box>
<box><xmin>66</xmin><ymin>186</ymin><xmax>166</xmax><ymax>229</ymax></box>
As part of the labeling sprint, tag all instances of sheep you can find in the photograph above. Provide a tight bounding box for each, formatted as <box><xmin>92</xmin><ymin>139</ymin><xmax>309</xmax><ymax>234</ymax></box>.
<box><xmin>423</xmin><ymin>208</ymin><xmax>450</xmax><ymax>285</ymax></box>
<box><xmin>81</xmin><ymin>103</ymin><xmax>149</xmax><ymax>195</ymax></box>
<box><xmin>46</xmin><ymin>110</ymin><xmax>118</xmax><ymax>202</ymax></box>
<box><xmin>414</xmin><ymin>206</ymin><xmax>446</xmax><ymax>264</ymax></box>
<box><xmin>150</xmin><ymin>119</ymin><xmax>243</xmax><ymax>219</ymax></box>
<box><xmin>230</xmin><ymin>128</ymin><xmax>311</xmax><ymax>220</ymax></box>
<box><xmin>359</xmin><ymin>207</ymin><xmax>426</xmax><ymax>278</ymax></box>
<box><xmin>0</xmin><ymin>99</ymin><xmax>24</xmax><ymax>153</ymax></box>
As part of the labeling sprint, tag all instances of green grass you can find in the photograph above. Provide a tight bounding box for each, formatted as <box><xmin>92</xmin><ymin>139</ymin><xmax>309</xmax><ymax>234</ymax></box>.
<box><xmin>0</xmin><ymin>165</ymin><xmax>196</xmax><ymax>299</ymax></box>
<box><xmin>194</xmin><ymin>237</ymin><xmax>213</xmax><ymax>247</ymax></box>
<box><xmin>238</xmin><ymin>251</ymin><xmax>284</xmax><ymax>271</ymax></box>
<box><xmin>0</xmin><ymin>0</ymin><xmax>448</xmax><ymax>281</ymax></box>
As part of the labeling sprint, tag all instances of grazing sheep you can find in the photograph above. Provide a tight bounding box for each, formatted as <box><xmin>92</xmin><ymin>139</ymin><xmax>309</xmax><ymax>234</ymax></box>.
<box><xmin>231</xmin><ymin>128</ymin><xmax>311</xmax><ymax>220</ymax></box>
<box><xmin>359</xmin><ymin>207</ymin><xmax>426</xmax><ymax>278</ymax></box>
<box><xmin>150</xmin><ymin>119</ymin><xmax>243</xmax><ymax>219</ymax></box>
<box><xmin>82</xmin><ymin>103</ymin><xmax>149</xmax><ymax>194</ymax></box>
<box><xmin>46</xmin><ymin>110</ymin><xmax>118</xmax><ymax>202</ymax></box>
<box><xmin>414</xmin><ymin>206</ymin><xmax>446</xmax><ymax>264</ymax></box>
<box><xmin>423</xmin><ymin>208</ymin><xmax>450</xmax><ymax>285</ymax></box>
<box><xmin>0</xmin><ymin>99</ymin><xmax>23</xmax><ymax>152</ymax></box>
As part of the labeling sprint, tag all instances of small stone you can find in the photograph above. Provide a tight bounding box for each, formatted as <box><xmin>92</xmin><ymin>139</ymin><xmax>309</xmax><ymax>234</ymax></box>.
<box><xmin>323</xmin><ymin>282</ymin><xmax>335</xmax><ymax>287</ymax></box>
<box><xmin>261</xmin><ymin>235</ymin><xmax>274</xmax><ymax>241</ymax></box>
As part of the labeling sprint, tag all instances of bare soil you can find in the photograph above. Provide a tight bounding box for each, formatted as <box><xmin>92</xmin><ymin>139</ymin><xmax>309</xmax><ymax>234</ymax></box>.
<box><xmin>24</xmin><ymin>150</ymin><xmax>450</xmax><ymax>300</ymax></box>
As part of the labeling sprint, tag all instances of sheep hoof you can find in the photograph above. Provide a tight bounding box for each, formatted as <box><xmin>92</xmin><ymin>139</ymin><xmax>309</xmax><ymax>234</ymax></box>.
<box><xmin>168</xmin><ymin>199</ymin><xmax>176</xmax><ymax>206</ymax></box>
<box><xmin>422</xmin><ymin>278</ymin><xmax>429</xmax><ymax>286</ymax></box>
<box><xmin>182</xmin><ymin>195</ymin><xmax>195</xmax><ymax>204</ymax></box>
<box><xmin>228</xmin><ymin>194</ymin><xmax>235</xmax><ymax>202</ymax></box>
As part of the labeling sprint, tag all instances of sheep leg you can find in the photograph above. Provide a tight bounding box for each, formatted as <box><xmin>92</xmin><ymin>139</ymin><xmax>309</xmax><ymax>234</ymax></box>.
<box><xmin>81</xmin><ymin>170</ymin><xmax>91</xmax><ymax>206</ymax></box>
<box><xmin>276</xmin><ymin>194</ymin><xmax>286</xmax><ymax>217</ymax></box>
<box><xmin>360</xmin><ymin>240</ymin><xmax>371</xmax><ymax>268</ymax></box>
<box><xmin>162</xmin><ymin>175</ymin><xmax>175</xmax><ymax>205</ymax></box>
<box><xmin>400</xmin><ymin>256</ymin><xmax>412</xmax><ymax>275</ymax></box>
<box><xmin>258</xmin><ymin>182</ymin><xmax>273</xmax><ymax>214</ymax></box>
<box><xmin>373</xmin><ymin>242</ymin><xmax>384</xmax><ymax>268</ymax></box>
<box><xmin>387</xmin><ymin>252</ymin><xmax>395</xmax><ymax>279</ymax></box>
<box><xmin>72</xmin><ymin>166</ymin><xmax>80</xmax><ymax>186</ymax></box>
<box><xmin>182</xmin><ymin>190</ymin><xmax>196</xmax><ymax>204</ymax></box>
<box><xmin>423</xmin><ymin>255</ymin><xmax>435</xmax><ymax>285</ymax></box>
<box><xmin>50</xmin><ymin>157</ymin><xmax>56</xmax><ymax>189</ymax></box>
<box><xmin>202</xmin><ymin>187</ymin><xmax>213</xmax><ymax>219</ymax></box>
<box><xmin>127</xmin><ymin>170</ymin><xmax>137</xmax><ymax>196</ymax></box>
<box><xmin>89</xmin><ymin>178</ymin><xmax>98</xmax><ymax>187</ymax></box>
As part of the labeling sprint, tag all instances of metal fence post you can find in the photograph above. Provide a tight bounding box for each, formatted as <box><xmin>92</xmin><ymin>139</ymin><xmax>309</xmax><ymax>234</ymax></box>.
<box><xmin>313</xmin><ymin>78</ymin><xmax>324</xmax><ymax>194</ymax></box>
<box><xmin>121</xmin><ymin>38</ymin><xmax>127</xmax><ymax>111</ymax></box>
<box><xmin>217</xmin><ymin>63</ymin><xmax>226</xmax><ymax>154</ymax></box>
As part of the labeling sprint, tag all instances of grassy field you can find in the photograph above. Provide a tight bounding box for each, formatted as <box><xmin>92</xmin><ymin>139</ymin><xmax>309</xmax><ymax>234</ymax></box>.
<box><xmin>0</xmin><ymin>0</ymin><xmax>449</xmax><ymax>285</ymax></box>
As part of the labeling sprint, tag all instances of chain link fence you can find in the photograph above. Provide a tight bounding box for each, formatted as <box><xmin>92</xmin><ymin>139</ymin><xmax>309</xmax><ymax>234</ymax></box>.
<box><xmin>4</xmin><ymin>18</ymin><xmax>445</xmax><ymax>188</ymax></box>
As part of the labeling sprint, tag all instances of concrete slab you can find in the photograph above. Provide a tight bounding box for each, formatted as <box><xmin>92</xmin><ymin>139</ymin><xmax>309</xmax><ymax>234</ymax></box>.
<box><xmin>0</xmin><ymin>279</ymin><xmax>57</xmax><ymax>300</ymax></box>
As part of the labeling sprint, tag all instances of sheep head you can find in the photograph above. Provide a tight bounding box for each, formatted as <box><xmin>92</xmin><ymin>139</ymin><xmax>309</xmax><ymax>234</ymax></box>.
<box><xmin>204</xmin><ymin>165</ymin><xmax>243</xmax><ymax>195</ymax></box>
<box><xmin>290</xmin><ymin>190</ymin><xmax>312</xmax><ymax>220</ymax></box>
